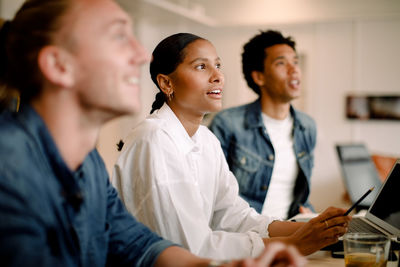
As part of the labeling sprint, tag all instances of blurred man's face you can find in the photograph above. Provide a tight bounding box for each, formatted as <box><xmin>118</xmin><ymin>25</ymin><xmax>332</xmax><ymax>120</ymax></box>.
<box><xmin>63</xmin><ymin>0</ymin><xmax>148</xmax><ymax>120</ymax></box>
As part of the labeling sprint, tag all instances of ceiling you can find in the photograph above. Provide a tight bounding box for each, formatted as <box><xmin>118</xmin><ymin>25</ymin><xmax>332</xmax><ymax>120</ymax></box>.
<box><xmin>2</xmin><ymin>0</ymin><xmax>400</xmax><ymax>27</ymax></box>
<box><xmin>120</xmin><ymin>0</ymin><xmax>400</xmax><ymax>27</ymax></box>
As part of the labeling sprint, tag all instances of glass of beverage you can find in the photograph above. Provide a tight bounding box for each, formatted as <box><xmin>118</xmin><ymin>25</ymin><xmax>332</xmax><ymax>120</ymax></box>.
<box><xmin>343</xmin><ymin>233</ymin><xmax>390</xmax><ymax>267</ymax></box>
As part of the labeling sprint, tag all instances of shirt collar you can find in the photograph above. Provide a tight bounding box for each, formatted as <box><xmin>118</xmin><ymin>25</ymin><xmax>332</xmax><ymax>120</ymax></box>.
<box><xmin>154</xmin><ymin>104</ymin><xmax>202</xmax><ymax>155</ymax></box>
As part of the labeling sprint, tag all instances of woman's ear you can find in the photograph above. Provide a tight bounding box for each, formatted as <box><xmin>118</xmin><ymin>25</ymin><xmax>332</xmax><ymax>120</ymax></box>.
<box><xmin>251</xmin><ymin>70</ymin><xmax>265</xmax><ymax>87</ymax></box>
<box><xmin>37</xmin><ymin>45</ymin><xmax>74</xmax><ymax>88</ymax></box>
<box><xmin>156</xmin><ymin>74</ymin><xmax>173</xmax><ymax>95</ymax></box>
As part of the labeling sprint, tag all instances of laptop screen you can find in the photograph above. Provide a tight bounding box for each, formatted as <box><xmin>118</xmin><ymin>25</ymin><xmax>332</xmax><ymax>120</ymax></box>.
<box><xmin>336</xmin><ymin>144</ymin><xmax>382</xmax><ymax>207</ymax></box>
<box><xmin>369</xmin><ymin>161</ymin><xmax>400</xmax><ymax>231</ymax></box>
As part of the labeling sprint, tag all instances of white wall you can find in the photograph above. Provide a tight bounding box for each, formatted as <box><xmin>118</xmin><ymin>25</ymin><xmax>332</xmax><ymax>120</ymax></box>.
<box><xmin>0</xmin><ymin>0</ymin><xmax>23</xmax><ymax>18</ymax></box>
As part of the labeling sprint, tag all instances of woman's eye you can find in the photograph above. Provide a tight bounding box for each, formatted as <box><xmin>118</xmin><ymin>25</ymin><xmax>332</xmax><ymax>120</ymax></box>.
<box><xmin>195</xmin><ymin>64</ymin><xmax>206</xmax><ymax>70</ymax></box>
<box><xmin>216</xmin><ymin>63</ymin><xmax>222</xmax><ymax>69</ymax></box>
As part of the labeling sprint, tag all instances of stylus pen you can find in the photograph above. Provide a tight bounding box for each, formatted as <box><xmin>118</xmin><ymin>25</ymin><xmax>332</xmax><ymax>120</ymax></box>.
<box><xmin>344</xmin><ymin>187</ymin><xmax>375</xmax><ymax>216</ymax></box>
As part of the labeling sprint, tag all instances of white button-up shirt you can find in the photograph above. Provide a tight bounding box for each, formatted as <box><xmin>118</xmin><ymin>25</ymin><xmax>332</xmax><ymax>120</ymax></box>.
<box><xmin>112</xmin><ymin>104</ymin><xmax>276</xmax><ymax>260</ymax></box>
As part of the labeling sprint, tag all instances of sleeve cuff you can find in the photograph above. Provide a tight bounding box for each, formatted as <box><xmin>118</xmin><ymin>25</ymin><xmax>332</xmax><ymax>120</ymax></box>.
<box><xmin>137</xmin><ymin>239</ymin><xmax>179</xmax><ymax>267</ymax></box>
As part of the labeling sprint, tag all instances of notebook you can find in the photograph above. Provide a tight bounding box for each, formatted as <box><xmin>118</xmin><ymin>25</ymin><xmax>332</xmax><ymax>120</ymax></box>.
<box><xmin>348</xmin><ymin>159</ymin><xmax>400</xmax><ymax>238</ymax></box>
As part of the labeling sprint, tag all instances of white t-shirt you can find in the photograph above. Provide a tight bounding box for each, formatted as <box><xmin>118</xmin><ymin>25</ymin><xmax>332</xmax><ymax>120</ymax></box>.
<box><xmin>112</xmin><ymin>104</ymin><xmax>276</xmax><ymax>260</ymax></box>
<box><xmin>261</xmin><ymin>113</ymin><xmax>298</xmax><ymax>219</ymax></box>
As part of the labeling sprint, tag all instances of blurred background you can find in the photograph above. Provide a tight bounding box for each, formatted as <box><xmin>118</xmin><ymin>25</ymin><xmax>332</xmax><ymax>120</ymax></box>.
<box><xmin>1</xmin><ymin>0</ymin><xmax>399</xmax><ymax>211</ymax></box>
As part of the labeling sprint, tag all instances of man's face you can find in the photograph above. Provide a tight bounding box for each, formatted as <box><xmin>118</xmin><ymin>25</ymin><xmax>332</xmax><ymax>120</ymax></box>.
<box><xmin>258</xmin><ymin>44</ymin><xmax>301</xmax><ymax>103</ymax></box>
<box><xmin>64</xmin><ymin>0</ymin><xmax>148</xmax><ymax>120</ymax></box>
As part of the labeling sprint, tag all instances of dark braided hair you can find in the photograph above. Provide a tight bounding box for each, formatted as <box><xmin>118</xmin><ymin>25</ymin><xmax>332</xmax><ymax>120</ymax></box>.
<box><xmin>149</xmin><ymin>33</ymin><xmax>204</xmax><ymax>114</ymax></box>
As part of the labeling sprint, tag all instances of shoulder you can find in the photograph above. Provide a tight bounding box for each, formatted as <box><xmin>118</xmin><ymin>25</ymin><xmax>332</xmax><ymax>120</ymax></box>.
<box><xmin>127</xmin><ymin>116</ymin><xmax>169</xmax><ymax>143</ymax></box>
<box><xmin>119</xmin><ymin>117</ymin><xmax>176</xmax><ymax>160</ymax></box>
<box><xmin>213</xmin><ymin>102</ymin><xmax>252</xmax><ymax>120</ymax></box>
<box><xmin>0</xmin><ymin>111</ymin><xmax>26</xmax><ymax>138</ymax></box>
<box><xmin>211</xmin><ymin>101</ymin><xmax>257</xmax><ymax>130</ymax></box>
<box><xmin>293</xmin><ymin>108</ymin><xmax>316</xmax><ymax>130</ymax></box>
<box><xmin>292</xmin><ymin>108</ymin><xmax>317</xmax><ymax>148</ymax></box>
<box><xmin>0</xmin><ymin>112</ymin><xmax>35</xmax><ymax>168</ymax></box>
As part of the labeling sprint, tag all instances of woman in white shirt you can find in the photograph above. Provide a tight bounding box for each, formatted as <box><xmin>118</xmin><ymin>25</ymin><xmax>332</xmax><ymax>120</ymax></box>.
<box><xmin>112</xmin><ymin>33</ymin><xmax>350</xmax><ymax>260</ymax></box>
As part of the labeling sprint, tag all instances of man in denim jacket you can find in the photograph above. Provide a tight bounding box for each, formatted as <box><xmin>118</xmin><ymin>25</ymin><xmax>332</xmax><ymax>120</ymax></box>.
<box><xmin>209</xmin><ymin>30</ymin><xmax>316</xmax><ymax>220</ymax></box>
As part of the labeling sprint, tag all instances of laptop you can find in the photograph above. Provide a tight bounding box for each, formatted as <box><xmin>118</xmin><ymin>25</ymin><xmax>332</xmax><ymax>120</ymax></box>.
<box><xmin>347</xmin><ymin>159</ymin><xmax>400</xmax><ymax>238</ymax></box>
<box><xmin>336</xmin><ymin>143</ymin><xmax>383</xmax><ymax>209</ymax></box>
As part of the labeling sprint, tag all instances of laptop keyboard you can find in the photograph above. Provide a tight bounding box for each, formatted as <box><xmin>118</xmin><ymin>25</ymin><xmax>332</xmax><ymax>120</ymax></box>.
<box><xmin>348</xmin><ymin>217</ymin><xmax>384</xmax><ymax>234</ymax></box>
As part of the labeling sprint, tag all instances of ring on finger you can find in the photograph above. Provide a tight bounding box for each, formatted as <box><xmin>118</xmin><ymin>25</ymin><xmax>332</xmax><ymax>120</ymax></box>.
<box><xmin>324</xmin><ymin>220</ymin><xmax>329</xmax><ymax>228</ymax></box>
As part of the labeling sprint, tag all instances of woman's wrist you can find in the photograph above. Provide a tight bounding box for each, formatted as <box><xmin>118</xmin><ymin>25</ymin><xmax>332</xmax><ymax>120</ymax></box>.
<box><xmin>208</xmin><ymin>260</ymin><xmax>231</xmax><ymax>267</ymax></box>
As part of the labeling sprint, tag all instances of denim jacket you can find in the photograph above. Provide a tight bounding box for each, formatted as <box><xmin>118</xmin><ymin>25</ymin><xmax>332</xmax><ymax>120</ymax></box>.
<box><xmin>209</xmin><ymin>99</ymin><xmax>316</xmax><ymax>219</ymax></box>
<box><xmin>0</xmin><ymin>105</ymin><xmax>174</xmax><ymax>267</ymax></box>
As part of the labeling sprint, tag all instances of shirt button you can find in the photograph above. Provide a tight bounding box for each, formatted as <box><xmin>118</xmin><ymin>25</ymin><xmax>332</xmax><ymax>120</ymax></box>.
<box><xmin>297</xmin><ymin>151</ymin><xmax>305</xmax><ymax>158</ymax></box>
<box><xmin>260</xmin><ymin>185</ymin><xmax>268</xmax><ymax>191</ymax></box>
<box><xmin>240</xmin><ymin>157</ymin><xmax>246</xmax><ymax>165</ymax></box>
<box><xmin>268</xmin><ymin>154</ymin><xmax>274</xmax><ymax>161</ymax></box>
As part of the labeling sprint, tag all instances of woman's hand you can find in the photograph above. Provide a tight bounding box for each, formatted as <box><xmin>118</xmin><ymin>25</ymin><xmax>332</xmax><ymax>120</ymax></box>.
<box><xmin>288</xmin><ymin>207</ymin><xmax>351</xmax><ymax>255</ymax></box>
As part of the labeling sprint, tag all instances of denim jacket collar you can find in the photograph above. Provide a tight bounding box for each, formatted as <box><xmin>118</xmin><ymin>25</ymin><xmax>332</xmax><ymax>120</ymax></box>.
<box><xmin>244</xmin><ymin>98</ymin><xmax>306</xmax><ymax>132</ymax></box>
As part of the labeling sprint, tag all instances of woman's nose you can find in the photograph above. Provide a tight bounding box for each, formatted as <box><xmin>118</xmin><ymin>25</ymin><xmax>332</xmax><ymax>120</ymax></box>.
<box><xmin>211</xmin><ymin>68</ymin><xmax>224</xmax><ymax>84</ymax></box>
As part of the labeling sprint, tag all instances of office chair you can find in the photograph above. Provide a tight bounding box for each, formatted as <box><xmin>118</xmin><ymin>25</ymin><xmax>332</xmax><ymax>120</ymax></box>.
<box><xmin>335</xmin><ymin>143</ymin><xmax>382</xmax><ymax>212</ymax></box>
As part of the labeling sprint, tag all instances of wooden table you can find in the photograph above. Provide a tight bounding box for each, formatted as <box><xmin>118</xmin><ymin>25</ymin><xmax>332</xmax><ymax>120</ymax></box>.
<box><xmin>306</xmin><ymin>250</ymin><xmax>399</xmax><ymax>266</ymax></box>
<box><xmin>306</xmin><ymin>251</ymin><xmax>344</xmax><ymax>266</ymax></box>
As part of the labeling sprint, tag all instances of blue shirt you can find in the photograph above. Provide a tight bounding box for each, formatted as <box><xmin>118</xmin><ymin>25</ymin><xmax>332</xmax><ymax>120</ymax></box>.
<box><xmin>209</xmin><ymin>99</ymin><xmax>316</xmax><ymax>219</ymax></box>
<box><xmin>0</xmin><ymin>105</ymin><xmax>175</xmax><ymax>266</ymax></box>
